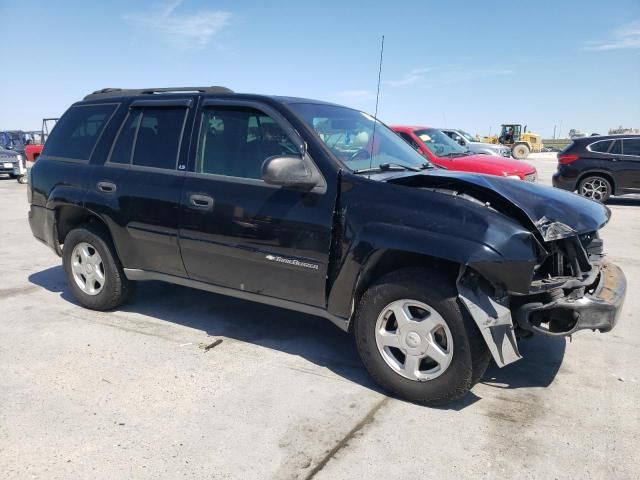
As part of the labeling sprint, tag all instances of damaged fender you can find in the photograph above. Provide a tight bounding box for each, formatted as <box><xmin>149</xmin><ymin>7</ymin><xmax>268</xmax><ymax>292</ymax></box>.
<box><xmin>457</xmin><ymin>270</ymin><xmax>522</xmax><ymax>367</ymax></box>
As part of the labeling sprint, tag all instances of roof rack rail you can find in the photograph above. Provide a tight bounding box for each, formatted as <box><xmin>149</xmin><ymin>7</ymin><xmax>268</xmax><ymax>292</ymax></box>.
<box><xmin>83</xmin><ymin>86</ymin><xmax>234</xmax><ymax>100</ymax></box>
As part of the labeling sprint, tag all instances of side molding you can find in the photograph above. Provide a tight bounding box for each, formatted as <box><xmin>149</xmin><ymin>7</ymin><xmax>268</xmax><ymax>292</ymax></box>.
<box><xmin>123</xmin><ymin>268</ymin><xmax>349</xmax><ymax>332</ymax></box>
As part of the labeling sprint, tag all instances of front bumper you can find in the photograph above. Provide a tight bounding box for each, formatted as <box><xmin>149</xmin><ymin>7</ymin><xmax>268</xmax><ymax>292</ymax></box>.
<box><xmin>516</xmin><ymin>261</ymin><xmax>626</xmax><ymax>336</ymax></box>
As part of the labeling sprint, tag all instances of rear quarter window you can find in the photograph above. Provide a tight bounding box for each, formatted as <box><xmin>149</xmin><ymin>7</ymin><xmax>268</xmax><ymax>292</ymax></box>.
<box><xmin>588</xmin><ymin>140</ymin><xmax>612</xmax><ymax>153</ymax></box>
<box><xmin>43</xmin><ymin>104</ymin><xmax>117</xmax><ymax>161</ymax></box>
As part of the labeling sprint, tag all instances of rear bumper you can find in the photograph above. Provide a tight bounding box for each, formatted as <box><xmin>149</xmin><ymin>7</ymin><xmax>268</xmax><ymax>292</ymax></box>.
<box><xmin>552</xmin><ymin>172</ymin><xmax>577</xmax><ymax>191</ymax></box>
<box><xmin>515</xmin><ymin>261</ymin><xmax>626</xmax><ymax>335</ymax></box>
<box><xmin>29</xmin><ymin>205</ymin><xmax>61</xmax><ymax>256</ymax></box>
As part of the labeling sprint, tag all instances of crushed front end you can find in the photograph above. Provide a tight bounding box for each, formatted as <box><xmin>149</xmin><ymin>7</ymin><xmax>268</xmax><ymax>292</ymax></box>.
<box><xmin>512</xmin><ymin>232</ymin><xmax>626</xmax><ymax>337</ymax></box>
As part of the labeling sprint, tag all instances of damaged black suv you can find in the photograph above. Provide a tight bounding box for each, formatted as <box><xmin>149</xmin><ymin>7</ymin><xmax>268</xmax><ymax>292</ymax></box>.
<box><xmin>28</xmin><ymin>87</ymin><xmax>626</xmax><ymax>405</ymax></box>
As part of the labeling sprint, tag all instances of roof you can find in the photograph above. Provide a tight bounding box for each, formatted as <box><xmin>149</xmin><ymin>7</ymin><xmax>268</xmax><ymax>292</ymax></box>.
<box><xmin>389</xmin><ymin>125</ymin><xmax>432</xmax><ymax>131</ymax></box>
<box><xmin>81</xmin><ymin>88</ymin><xmax>346</xmax><ymax>109</ymax></box>
<box><xmin>83</xmin><ymin>86</ymin><xmax>234</xmax><ymax>101</ymax></box>
<box><xmin>571</xmin><ymin>133</ymin><xmax>640</xmax><ymax>142</ymax></box>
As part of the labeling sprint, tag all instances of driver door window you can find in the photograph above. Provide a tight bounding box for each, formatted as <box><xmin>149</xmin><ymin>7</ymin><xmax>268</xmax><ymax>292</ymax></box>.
<box><xmin>196</xmin><ymin>107</ymin><xmax>299</xmax><ymax>180</ymax></box>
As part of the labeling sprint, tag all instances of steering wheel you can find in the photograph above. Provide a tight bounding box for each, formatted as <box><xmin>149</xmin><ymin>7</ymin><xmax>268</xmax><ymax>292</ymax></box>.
<box><xmin>434</xmin><ymin>144</ymin><xmax>445</xmax><ymax>155</ymax></box>
<box><xmin>349</xmin><ymin>148</ymin><xmax>371</xmax><ymax>161</ymax></box>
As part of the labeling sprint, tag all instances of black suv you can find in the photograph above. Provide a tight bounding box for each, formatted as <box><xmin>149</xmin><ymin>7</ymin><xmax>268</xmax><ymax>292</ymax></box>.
<box><xmin>553</xmin><ymin>135</ymin><xmax>640</xmax><ymax>202</ymax></box>
<box><xmin>28</xmin><ymin>87</ymin><xmax>626</xmax><ymax>405</ymax></box>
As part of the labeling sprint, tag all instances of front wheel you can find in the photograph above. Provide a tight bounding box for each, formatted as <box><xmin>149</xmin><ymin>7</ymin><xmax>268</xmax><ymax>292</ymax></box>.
<box><xmin>578</xmin><ymin>175</ymin><xmax>611</xmax><ymax>202</ymax></box>
<box><xmin>17</xmin><ymin>175</ymin><xmax>27</xmax><ymax>184</ymax></box>
<box><xmin>512</xmin><ymin>143</ymin><xmax>530</xmax><ymax>159</ymax></box>
<box><xmin>354</xmin><ymin>268</ymin><xmax>490</xmax><ymax>405</ymax></box>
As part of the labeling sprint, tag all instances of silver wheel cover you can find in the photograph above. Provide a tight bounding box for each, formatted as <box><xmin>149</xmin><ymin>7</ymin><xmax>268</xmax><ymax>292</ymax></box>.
<box><xmin>375</xmin><ymin>299</ymin><xmax>454</xmax><ymax>381</ymax></box>
<box><xmin>70</xmin><ymin>242</ymin><xmax>105</xmax><ymax>296</ymax></box>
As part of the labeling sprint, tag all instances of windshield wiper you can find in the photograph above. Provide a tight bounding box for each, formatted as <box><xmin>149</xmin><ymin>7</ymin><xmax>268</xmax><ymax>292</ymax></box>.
<box><xmin>353</xmin><ymin>163</ymin><xmax>422</xmax><ymax>174</ymax></box>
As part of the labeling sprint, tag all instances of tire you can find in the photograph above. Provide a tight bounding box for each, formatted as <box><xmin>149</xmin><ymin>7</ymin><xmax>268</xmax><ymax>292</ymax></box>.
<box><xmin>62</xmin><ymin>223</ymin><xmax>134</xmax><ymax>310</ymax></box>
<box><xmin>512</xmin><ymin>143</ymin><xmax>530</xmax><ymax>159</ymax></box>
<box><xmin>17</xmin><ymin>175</ymin><xmax>27</xmax><ymax>184</ymax></box>
<box><xmin>354</xmin><ymin>268</ymin><xmax>489</xmax><ymax>405</ymax></box>
<box><xmin>578</xmin><ymin>175</ymin><xmax>611</xmax><ymax>203</ymax></box>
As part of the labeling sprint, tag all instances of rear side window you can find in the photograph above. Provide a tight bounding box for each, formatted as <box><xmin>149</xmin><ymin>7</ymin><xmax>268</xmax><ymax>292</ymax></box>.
<box><xmin>623</xmin><ymin>138</ymin><xmax>640</xmax><ymax>156</ymax></box>
<box><xmin>107</xmin><ymin>107</ymin><xmax>187</xmax><ymax>170</ymax></box>
<box><xmin>43</xmin><ymin>104</ymin><xmax>117</xmax><ymax>161</ymax></box>
<box><xmin>589</xmin><ymin>140</ymin><xmax>612</xmax><ymax>153</ymax></box>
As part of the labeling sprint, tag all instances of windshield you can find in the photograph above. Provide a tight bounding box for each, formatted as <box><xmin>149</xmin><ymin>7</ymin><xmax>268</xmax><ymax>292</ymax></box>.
<box><xmin>459</xmin><ymin>130</ymin><xmax>476</xmax><ymax>143</ymax></box>
<box><xmin>6</xmin><ymin>132</ymin><xmax>25</xmax><ymax>146</ymax></box>
<box><xmin>414</xmin><ymin>128</ymin><xmax>468</xmax><ymax>157</ymax></box>
<box><xmin>289</xmin><ymin>103</ymin><xmax>430</xmax><ymax>172</ymax></box>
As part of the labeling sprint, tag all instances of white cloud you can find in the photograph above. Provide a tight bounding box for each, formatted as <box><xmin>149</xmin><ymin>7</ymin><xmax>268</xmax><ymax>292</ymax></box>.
<box><xmin>384</xmin><ymin>67</ymin><xmax>432</xmax><ymax>87</ymax></box>
<box><xmin>124</xmin><ymin>0</ymin><xmax>232</xmax><ymax>49</ymax></box>
<box><xmin>584</xmin><ymin>20</ymin><xmax>640</xmax><ymax>51</ymax></box>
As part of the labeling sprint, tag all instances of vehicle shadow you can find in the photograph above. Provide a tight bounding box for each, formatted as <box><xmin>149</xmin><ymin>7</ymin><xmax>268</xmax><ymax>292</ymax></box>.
<box><xmin>28</xmin><ymin>265</ymin><xmax>379</xmax><ymax>393</ymax></box>
<box><xmin>29</xmin><ymin>266</ymin><xmax>567</xmax><ymax>407</ymax></box>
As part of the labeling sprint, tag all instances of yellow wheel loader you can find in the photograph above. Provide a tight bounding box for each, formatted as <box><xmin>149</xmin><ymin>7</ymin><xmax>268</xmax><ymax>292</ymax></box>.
<box><xmin>483</xmin><ymin>124</ymin><xmax>543</xmax><ymax>159</ymax></box>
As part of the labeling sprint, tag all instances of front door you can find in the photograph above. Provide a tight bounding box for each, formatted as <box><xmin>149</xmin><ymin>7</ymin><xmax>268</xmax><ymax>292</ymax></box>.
<box><xmin>178</xmin><ymin>101</ymin><xmax>335</xmax><ymax>307</ymax></box>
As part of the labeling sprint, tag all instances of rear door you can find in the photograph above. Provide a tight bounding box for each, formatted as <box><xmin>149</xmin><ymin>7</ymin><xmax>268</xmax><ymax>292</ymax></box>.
<box><xmin>621</xmin><ymin>138</ymin><xmax>640</xmax><ymax>191</ymax></box>
<box><xmin>178</xmin><ymin>99</ymin><xmax>334</xmax><ymax>307</ymax></box>
<box><xmin>86</xmin><ymin>98</ymin><xmax>195</xmax><ymax>277</ymax></box>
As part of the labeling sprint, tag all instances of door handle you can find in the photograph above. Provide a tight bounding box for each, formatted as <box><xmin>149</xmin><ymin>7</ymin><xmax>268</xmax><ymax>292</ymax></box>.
<box><xmin>189</xmin><ymin>194</ymin><xmax>214</xmax><ymax>210</ymax></box>
<box><xmin>611</xmin><ymin>158</ymin><xmax>619</xmax><ymax>162</ymax></box>
<box><xmin>97</xmin><ymin>181</ymin><xmax>117</xmax><ymax>193</ymax></box>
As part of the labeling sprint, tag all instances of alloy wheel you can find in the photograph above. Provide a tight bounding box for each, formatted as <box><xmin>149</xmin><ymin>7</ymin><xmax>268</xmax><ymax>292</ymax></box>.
<box><xmin>580</xmin><ymin>178</ymin><xmax>609</xmax><ymax>201</ymax></box>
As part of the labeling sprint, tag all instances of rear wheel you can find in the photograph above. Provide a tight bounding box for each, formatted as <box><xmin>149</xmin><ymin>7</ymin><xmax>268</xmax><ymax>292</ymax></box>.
<box><xmin>578</xmin><ymin>175</ymin><xmax>611</xmax><ymax>202</ymax></box>
<box><xmin>62</xmin><ymin>223</ymin><xmax>134</xmax><ymax>310</ymax></box>
<box><xmin>512</xmin><ymin>143</ymin><xmax>530</xmax><ymax>159</ymax></box>
<box><xmin>17</xmin><ymin>175</ymin><xmax>27</xmax><ymax>184</ymax></box>
<box><xmin>354</xmin><ymin>268</ymin><xmax>489</xmax><ymax>405</ymax></box>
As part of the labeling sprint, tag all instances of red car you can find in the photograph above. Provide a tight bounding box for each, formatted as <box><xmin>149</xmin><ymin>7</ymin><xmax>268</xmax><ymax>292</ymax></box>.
<box><xmin>392</xmin><ymin>126</ymin><xmax>537</xmax><ymax>181</ymax></box>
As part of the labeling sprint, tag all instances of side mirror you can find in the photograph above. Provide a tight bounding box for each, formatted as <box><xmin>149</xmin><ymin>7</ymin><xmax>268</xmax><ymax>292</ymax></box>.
<box><xmin>261</xmin><ymin>155</ymin><xmax>319</xmax><ymax>190</ymax></box>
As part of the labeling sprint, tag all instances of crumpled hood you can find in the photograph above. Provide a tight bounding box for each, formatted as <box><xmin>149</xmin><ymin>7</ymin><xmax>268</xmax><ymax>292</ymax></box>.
<box><xmin>386</xmin><ymin>170</ymin><xmax>610</xmax><ymax>242</ymax></box>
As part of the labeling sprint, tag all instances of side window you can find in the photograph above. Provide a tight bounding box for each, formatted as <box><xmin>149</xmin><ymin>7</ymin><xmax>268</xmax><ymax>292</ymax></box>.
<box><xmin>590</xmin><ymin>140</ymin><xmax>612</xmax><ymax>153</ymax></box>
<box><xmin>109</xmin><ymin>111</ymin><xmax>142</xmax><ymax>164</ymax></box>
<box><xmin>132</xmin><ymin>108</ymin><xmax>186</xmax><ymax>170</ymax></box>
<box><xmin>623</xmin><ymin>138</ymin><xmax>640</xmax><ymax>157</ymax></box>
<box><xmin>43</xmin><ymin>104</ymin><xmax>117</xmax><ymax>160</ymax></box>
<box><xmin>610</xmin><ymin>140</ymin><xmax>622</xmax><ymax>155</ymax></box>
<box><xmin>196</xmin><ymin>106</ymin><xmax>299</xmax><ymax>180</ymax></box>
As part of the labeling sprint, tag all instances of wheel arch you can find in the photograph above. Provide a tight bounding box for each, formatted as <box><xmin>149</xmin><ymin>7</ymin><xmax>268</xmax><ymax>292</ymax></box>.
<box><xmin>326</xmin><ymin>222</ymin><xmax>534</xmax><ymax>326</ymax></box>
<box><xmin>576</xmin><ymin>170</ymin><xmax>616</xmax><ymax>195</ymax></box>
<box><xmin>55</xmin><ymin>205</ymin><xmax>117</xmax><ymax>256</ymax></box>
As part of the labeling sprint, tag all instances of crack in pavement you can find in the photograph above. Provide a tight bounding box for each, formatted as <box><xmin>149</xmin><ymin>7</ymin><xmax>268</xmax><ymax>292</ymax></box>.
<box><xmin>303</xmin><ymin>397</ymin><xmax>390</xmax><ymax>479</ymax></box>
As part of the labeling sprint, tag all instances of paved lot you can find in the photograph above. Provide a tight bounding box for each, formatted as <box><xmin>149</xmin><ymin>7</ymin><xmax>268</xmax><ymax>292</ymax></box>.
<box><xmin>1</xmin><ymin>153</ymin><xmax>639</xmax><ymax>479</ymax></box>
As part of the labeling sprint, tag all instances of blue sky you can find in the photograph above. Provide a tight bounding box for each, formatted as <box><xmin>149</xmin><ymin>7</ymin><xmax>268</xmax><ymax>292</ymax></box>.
<box><xmin>1</xmin><ymin>0</ymin><xmax>639</xmax><ymax>137</ymax></box>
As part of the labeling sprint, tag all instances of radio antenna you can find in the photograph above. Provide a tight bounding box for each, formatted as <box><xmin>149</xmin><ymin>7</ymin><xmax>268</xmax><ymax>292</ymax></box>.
<box><xmin>368</xmin><ymin>35</ymin><xmax>385</xmax><ymax>178</ymax></box>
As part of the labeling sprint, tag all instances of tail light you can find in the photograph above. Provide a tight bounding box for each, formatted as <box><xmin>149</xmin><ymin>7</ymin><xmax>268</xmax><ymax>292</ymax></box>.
<box><xmin>558</xmin><ymin>153</ymin><xmax>579</xmax><ymax>164</ymax></box>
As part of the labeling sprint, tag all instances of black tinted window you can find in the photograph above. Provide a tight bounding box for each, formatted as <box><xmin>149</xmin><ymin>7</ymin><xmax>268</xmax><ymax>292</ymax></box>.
<box><xmin>623</xmin><ymin>138</ymin><xmax>640</xmax><ymax>156</ymax></box>
<box><xmin>610</xmin><ymin>140</ymin><xmax>622</xmax><ymax>155</ymax></box>
<box><xmin>196</xmin><ymin>107</ymin><xmax>299</xmax><ymax>179</ymax></box>
<box><xmin>131</xmin><ymin>108</ymin><xmax>186</xmax><ymax>170</ymax></box>
<box><xmin>590</xmin><ymin>140</ymin><xmax>612</xmax><ymax>153</ymax></box>
<box><xmin>43</xmin><ymin>104</ymin><xmax>116</xmax><ymax>160</ymax></box>
<box><xmin>109</xmin><ymin>111</ymin><xmax>141</xmax><ymax>164</ymax></box>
